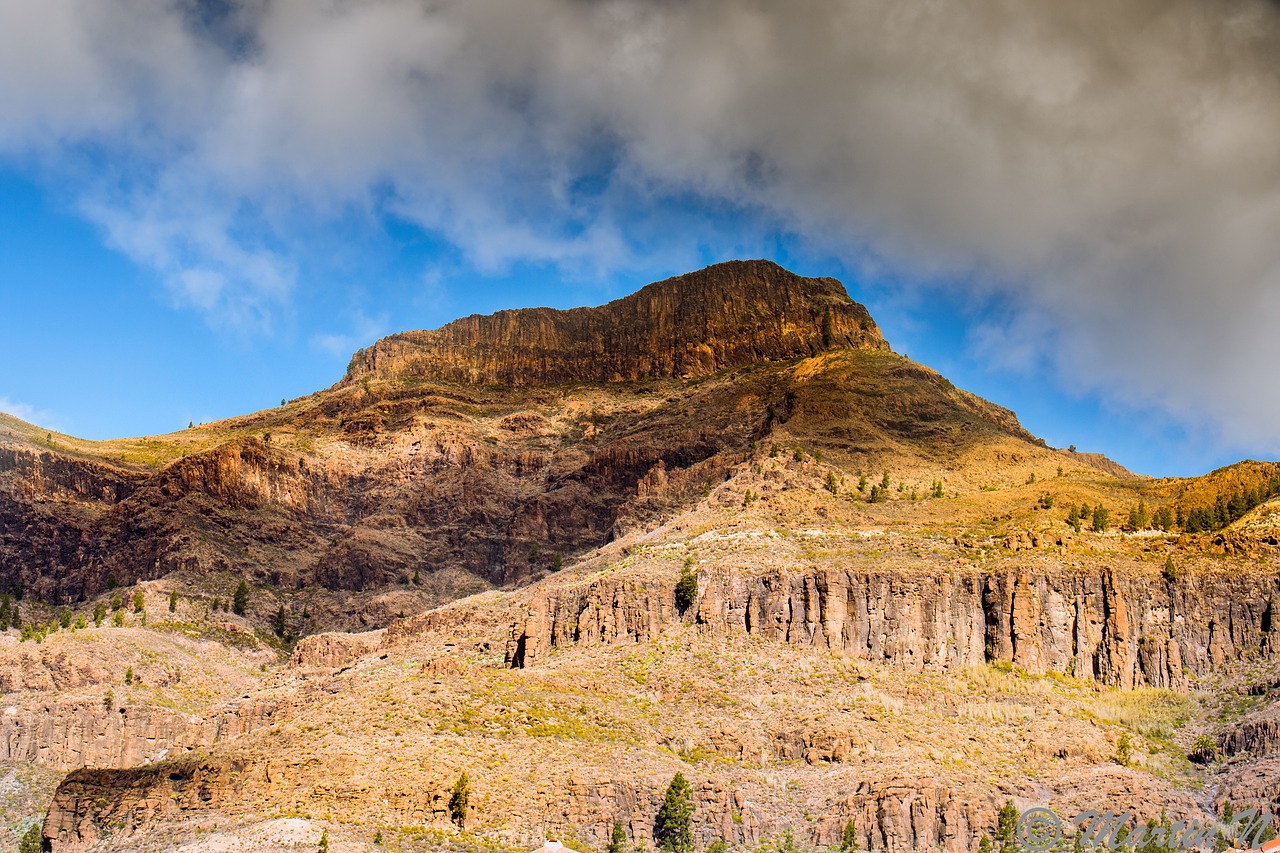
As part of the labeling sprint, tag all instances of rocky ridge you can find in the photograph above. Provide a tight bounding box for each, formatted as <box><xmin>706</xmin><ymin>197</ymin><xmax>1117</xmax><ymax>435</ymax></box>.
<box><xmin>343</xmin><ymin>260</ymin><xmax>887</xmax><ymax>386</ymax></box>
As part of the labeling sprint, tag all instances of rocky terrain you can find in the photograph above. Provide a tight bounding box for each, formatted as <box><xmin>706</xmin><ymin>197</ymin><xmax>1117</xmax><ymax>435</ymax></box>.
<box><xmin>2</xmin><ymin>260</ymin><xmax>1280</xmax><ymax>852</ymax></box>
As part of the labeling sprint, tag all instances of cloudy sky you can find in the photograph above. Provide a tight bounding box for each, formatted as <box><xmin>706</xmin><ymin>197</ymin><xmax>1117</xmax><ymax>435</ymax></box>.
<box><xmin>3</xmin><ymin>0</ymin><xmax>1279</xmax><ymax>476</ymax></box>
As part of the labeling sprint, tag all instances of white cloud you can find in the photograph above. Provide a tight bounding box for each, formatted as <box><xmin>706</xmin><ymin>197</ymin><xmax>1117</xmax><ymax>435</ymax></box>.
<box><xmin>312</xmin><ymin>309</ymin><xmax>388</xmax><ymax>359</ymax></box>
<box><xmin>2</xmin><ymin>0</ymin><xmax>1280</xmax><ymax>451</ymax></box>
<box><xmin>0</xmin><ymin>396</ymin><xmax>62</xmax><ymax>431</ymax></box>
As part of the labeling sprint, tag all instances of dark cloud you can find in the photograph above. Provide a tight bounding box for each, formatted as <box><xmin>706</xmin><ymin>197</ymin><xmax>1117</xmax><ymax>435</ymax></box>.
<box><xmin>3</xmin><ymin>0</ymin><xmax>1280</xmax><ymax>450</ymax></box>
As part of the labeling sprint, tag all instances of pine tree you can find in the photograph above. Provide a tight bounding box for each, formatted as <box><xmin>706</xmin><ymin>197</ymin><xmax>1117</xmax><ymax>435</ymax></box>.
<box><xmin>318</xmin><ymin>829</ymin><xmax>330</xmax><ymax>853</ymax></box>
<box><xmin>169</xmin><ymin>590</ymin><xmax>178</xmax><ymax>613</ymax></box>
<box><xmin>18</xmin><ymin>823</ymin><xmax>42</xmax><ymax>853</ymax></box>
<box><xmin>449</xmin><ymin>772</ymin><xmax>470</xmax><ymax>827</ymax></box>
<box><xmin>232</xmin><ymin>580</ymin><xmax>249</xmax><ymax>616</ymax></box>
<box><xmin>274</xmin><ymin>606</ymin><xmax>288</xmax><ymax>638</ymax></box>
<box><xmin>977</xmin><ymin>834</ymin><xmax>994</xmax><ymax>853</ymax></box>
<box><xmin>607</xmin><ymin>820</ymin><xmax>627</xmax><ymax>853</ymax></box>
<box><xmin>1091</xmin><ymin>505</ymin><xmax>1110</xmax><ymax>532</ymax></box>
<box><xmin>995</xmin><ymin>800</ymin><xmax>1019</xmax><ymax>849</ymax></box>
<box><xmin>133</xmin><ymin>590</ymin><xmax>145</xmax><ymax>613</ymax></box>
<box><xmin>93</xmin><ymin>601</ymin><xmax>106</xmax><ymax>626</ymax></box>
<box><xmin>858</xmin><ymin>473</ymin><xmax>868</xmax><ymax>493</ymax></box>
<box><xmin>825</xmin><ymin>471</ymin><xmax>840</xmax><ymax>495</ymax></box>
<box><xmin>654</xmin><ymin>772</ymin><xmax>694</xmax><ymax>853</ymax></box>
<box><xmin>841</xmin><ymin>818</ymin><xmax>859</xmax><ymax>852</ymax></box>
<box><xmin>675</xmin><ymin>563</ymin><xmax>698</xmax><ymax>615</ymax></box>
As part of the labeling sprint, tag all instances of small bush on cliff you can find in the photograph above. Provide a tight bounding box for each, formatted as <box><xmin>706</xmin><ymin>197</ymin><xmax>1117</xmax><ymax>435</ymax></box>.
<box><xmin>133</xmin><ymin>590</ymin><xmax>145</xmax><ymax>613</ymax></box>
<box><xmin>674</xmin><ymin>563</ymin><xmax>698</xmax><ymax>615</ymax></box>
<box><xmin>169</xmin><ymin>590</ymin><xmax>178</xmax><ymax>612</ymax></box>
<box><xmin>19</xmin><ymin>822</ymin><xmax>42</xmax><ymax>853</ymax></box>
<box><xmin>654</xmin><ymin>772</ymin><xmax>694</xmax><ymax>853</ymax></box>
<box><xmin>824</xmin><ymin>471</ymin><xmax>840</xmax><ymax>495</ymax></box>
<box><xmin>449</xmin><ymin>772</ymin><xmax>470</xmax><ymax>826</ymax></box>
<box><xmin>232</xmin><ymin>580</ymin><xmax>249</xmax><ymax>616</ymax></box>
<box><xmin>1115</xmin><ymin>732</ymin><xmax>1132</xmax><ymax>766</ymax></box>
<box><xmin>1189</xmin><ymin>734</ymin><xmax>1217</xmax><ymax>764</ymax></box>
<box><xmin>318</xmin><ymin>829</ymin><xmax>330</xmax><ymax>853</ymax></box>
<box><xmin>93</xmin><ymin>601</ymin><xmax>105</xmax><ymax>626</ymax></box>
<box><xmin>840</xmin><ymin>818</ymin><xmax>859</xmax><ymax>852</ymax></box>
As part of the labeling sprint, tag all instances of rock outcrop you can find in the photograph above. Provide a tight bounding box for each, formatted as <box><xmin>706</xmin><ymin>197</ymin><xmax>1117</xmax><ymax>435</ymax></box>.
<box><xmin>344</xmin><ymin>260</ymin><xmax>887</xmax><ymax>387</ymax></box>
<box><xmin>508</xmin><ymin>565</ymin><xmax>1280</xmax><ymax>690</ymax></box>
<box><xmin>0</xmin><ymin>694</ymin><xmax>293</xmax><ymax>773</ymax></box>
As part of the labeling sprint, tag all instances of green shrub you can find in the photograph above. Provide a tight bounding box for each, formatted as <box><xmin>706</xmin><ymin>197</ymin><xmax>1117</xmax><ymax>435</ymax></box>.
<box><xmin>675</xmin><ymin>565</ymin><xmax>698</xmax><ymax>615</ymax></box>
<box><xmin>449</xmin><ymin>772</ymin><xmax>470</xmax><ymax>827</ymax></box>
<box><xmin>607</xmin><ymin>821</ymin><xmax>626</xmax><ymax>853</ymax></box>
<box><xmin>840</xmin><ymin>818</ymin><xmax>859</xmax><ymax>852</ymax></box>
<box><xmin>1092</xmin><ymin>505</ymin><xmax>1110</xmax><ymax>532</ymax></box>
<box><xmin>18</xmin><ymin>823</ymin><xmax>42</xmax><ymax>853</ymax></box>
<box><xmin>1116</xmin><ymin>732</ymin><xmax>1132</xmax><ymax>766</ymax></box>
<box><xmin>232</xmin><ymin>580</ymin><xmax>249</xmax><ymax>616</ymax></box>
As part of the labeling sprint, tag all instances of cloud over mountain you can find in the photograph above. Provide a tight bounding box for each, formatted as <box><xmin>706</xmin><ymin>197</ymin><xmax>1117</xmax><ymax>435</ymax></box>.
<box><xmin>3</xmin><ymin>0</ymin><xmax>1280</xmax><ymax>451</ymax></box>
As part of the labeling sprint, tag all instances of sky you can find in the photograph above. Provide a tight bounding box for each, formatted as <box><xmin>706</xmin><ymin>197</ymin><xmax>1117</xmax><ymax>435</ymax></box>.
<box><xmin>2</xmin><ymin>0</ymin><xmax>1280</xmax><ymax>478</ymax></box>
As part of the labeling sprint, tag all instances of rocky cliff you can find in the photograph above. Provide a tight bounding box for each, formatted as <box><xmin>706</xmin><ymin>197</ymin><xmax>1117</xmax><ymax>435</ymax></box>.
<box><xmin>508</xmin><ymin>564</ymin><xmax>1280</xmax><ymax>691</ymax></box>
<box><xmin>343</xmin><ymin>260</ymin><xmax>887</xmax><ymax>386</ymax></box>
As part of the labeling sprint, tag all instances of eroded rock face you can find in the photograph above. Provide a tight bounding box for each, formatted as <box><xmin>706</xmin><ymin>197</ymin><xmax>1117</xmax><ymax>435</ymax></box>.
<box><xmin>0</xmin><ymin>694</ymin><xmax>292</xmax><ymax>774</ymax></box>
<box><xmin>40</xmin><ymin>756</ymin><xmax>989</xmax><ymax>853</ymax></box>
<box><xmin>508</xmin><ymin>566</ymin><xmax>1280</xmax><ymax>690</ymax></box>
<box><xmin>344</xmin><ymin>260</ymin><xmax>887</xmax><ymax>387</ymax></box>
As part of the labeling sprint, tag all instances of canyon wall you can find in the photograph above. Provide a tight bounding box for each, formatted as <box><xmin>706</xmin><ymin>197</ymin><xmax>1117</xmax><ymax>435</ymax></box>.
<box><xmin>508</xmin><ymin>565</ymin><xmax>1280</xmax><ymax>690</ymax></box>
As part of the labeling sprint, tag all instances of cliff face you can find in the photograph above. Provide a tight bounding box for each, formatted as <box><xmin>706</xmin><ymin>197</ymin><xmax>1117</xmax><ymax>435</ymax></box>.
<box><xmin>344</xmin><ymin>260</ymin><xmax>887</xmax><ymax>386</ymax></box>
<box><xmin>508</xmin><ymin>566</ymin><xmax>1280</xmax><ymax>691</ymax></box>
<box><xmin>42</xmin><ymin>760</ymin><xmax>991</xmax><ymax>853</ymax></box>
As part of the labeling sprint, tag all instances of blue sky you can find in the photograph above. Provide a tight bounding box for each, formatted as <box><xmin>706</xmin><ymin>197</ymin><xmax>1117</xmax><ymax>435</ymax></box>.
<box><xmin>2</xmin><ymin>1</ymin><xmax>1279</xmax><ymax>478</ymax></box>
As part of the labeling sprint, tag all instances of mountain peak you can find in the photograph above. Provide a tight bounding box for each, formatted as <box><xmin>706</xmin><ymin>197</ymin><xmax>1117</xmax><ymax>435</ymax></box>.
<box><xmin>343</xmin><ymin>260</ymin><xmax>889</xmax><ymax>386</ymax></box>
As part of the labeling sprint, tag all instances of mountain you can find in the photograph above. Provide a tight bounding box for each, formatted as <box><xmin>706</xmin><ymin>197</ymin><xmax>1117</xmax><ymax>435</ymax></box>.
<box><xmin>3</xmin><ymin>261</ymin><xmax>1280</xmax><ymax>853</ymax></box>
<box><xmin>0</xmin><ymin>260</ymin><xmax>1032</xmax><ymax>622</ymax></box>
